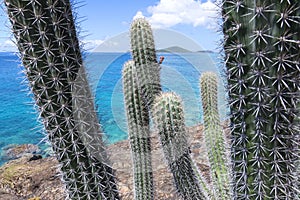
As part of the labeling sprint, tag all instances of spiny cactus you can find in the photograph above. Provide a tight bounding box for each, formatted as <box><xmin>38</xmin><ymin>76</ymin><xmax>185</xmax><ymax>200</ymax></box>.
<box><xmin>200</xmin><ymin>72</ymin><xmax>231</xmax><ymax>199</ymax></box>
<box><xmin>122</xmin><ymin>17</ymin><xmax>161</xmax><ymax>200</ymax></box>
<box><xmin>5</xmin><ymin>0</ymin><xmax>119</xmax><ymax>199</ymax></box>
<box><xmin>122</xmin><ymin>60</ymin><xmax>153</xmax><ymax>200</ymax></box>
<box><xmin>130</xmin><ymin>18</ymin><xmax>161</xmax><ymax>108</ymax></box>
<box><xmin>152</xmin><ymin>92</ymin><xmax>209</xmax><ymax>200</ymax></box>
<box><xmin>222</xmin><ymin>0</ymin><xmax>300</xmax><ymax>199</ymax></box>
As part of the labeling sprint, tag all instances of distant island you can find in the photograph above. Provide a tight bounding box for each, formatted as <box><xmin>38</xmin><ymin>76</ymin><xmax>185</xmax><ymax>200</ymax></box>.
<box><xmin>196</xmin><ymin>50</ymin><xmax>215</xmax><ymax>53</ymax></box>
<box><xmin>157</xmin><ymin>46</ymin><xmax>193</xmax><ymax>53</ymax></box>
<box><xmin>157</xmin><ymin>46</ymin><xmax>215</xmax><ymax>53</ymax></box>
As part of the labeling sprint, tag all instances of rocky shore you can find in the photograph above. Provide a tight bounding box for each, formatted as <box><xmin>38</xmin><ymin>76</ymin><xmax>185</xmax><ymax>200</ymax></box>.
<box><xmin>0</xmin><ymin>124</ymin><xmax>224</xmax><ymax>200</ymax></box>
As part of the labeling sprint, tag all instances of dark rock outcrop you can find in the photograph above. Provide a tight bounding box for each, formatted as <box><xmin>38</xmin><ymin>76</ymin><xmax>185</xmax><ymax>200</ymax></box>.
<box><xmin>1</xmin><ymin>144</ymin><xmax>40</xmax><ymax>161</ymax></box>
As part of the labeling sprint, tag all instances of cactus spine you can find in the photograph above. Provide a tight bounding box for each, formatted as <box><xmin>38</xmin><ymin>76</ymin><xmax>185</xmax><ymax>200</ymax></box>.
<box><xmin>5</xmin><ymin>0</ymin><xmax>119</xmax><ymax>199</ymax></box>
<box><xmin>122</xmin><ymin>60</ymin><xmax>153</xmax><ymax>200</ymax></box>
<box><xmin>200</xmin><ymin>72</ymin><xmax>231</xmax><ymax>199</ymax></box>
<box><xmin>152</xmin><ymin>93</ymin><xmax>209</xmax><ymax>200</ymax></box>
<box><xmin>222</xmin><ymin>0</ymin><xmax>300</xmax><ymax>199</ymax></box>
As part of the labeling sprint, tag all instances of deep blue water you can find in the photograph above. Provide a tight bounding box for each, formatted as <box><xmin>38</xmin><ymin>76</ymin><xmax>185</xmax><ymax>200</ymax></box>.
<box><xmin>0</xmin><ymin>51</ymin><xmax>225</xmax><ymax>165</ymax></box>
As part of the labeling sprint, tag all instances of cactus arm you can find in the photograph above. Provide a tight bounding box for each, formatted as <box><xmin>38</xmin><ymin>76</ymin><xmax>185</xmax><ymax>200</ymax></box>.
<box><xmin>4</xmin><ymin>0</ymin><xmax>119</xmax><ymax>199</ymax></box>
<box><xmin>46</xmin><ymin>0</ymin><xmax>111</xmax><ymax>166</ymax></box>
<box><xmin>222</xmin><ymin>0</ymin><xmax>300</xmax><ymax>198</ymax></box>
<box><xmin>130</xmin><ymin>18</ymin><xmax>161</xmax><ymax>107</ymax></box>
<box><xmin>152</xmin><ymin>93</ymin><xmax>210</xmax><ymax>200</ymax></box>
<box><xmin>200</xmin><ymin>72</ymin><xmax>232</xmax><ymax>199</ymax></box>
<box><xmin>46</xmin><ymin>3</ymin><xmax>120</xmax><ymax>198</ymax></box>
<box><xmin>122</xmin><ymin>60</ymin><xmax>154</xmax><ymax>200</ymax></box>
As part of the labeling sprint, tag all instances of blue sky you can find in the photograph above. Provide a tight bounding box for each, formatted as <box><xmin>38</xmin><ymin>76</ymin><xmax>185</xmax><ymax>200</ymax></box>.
<box><xmin>0</xmin><ymin>0</ymin><xmax>221</xmax><ymax>51</ymax></box>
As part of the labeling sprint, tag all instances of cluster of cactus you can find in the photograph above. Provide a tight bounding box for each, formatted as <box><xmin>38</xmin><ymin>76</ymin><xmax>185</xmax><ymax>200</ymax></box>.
<box><xmin>124</xmin><ymin>11</ymin><xmax>300</xmax><ymax>199</ymax></box>
<box><xmin>4</xmin><ymin>0</ymin><xmax>299</xmax><ymax>199</ymax></box>
<box><xmin>122</xmin><ymin>17</ymin><xmax>232</xmax><ymax>200</ymax></box>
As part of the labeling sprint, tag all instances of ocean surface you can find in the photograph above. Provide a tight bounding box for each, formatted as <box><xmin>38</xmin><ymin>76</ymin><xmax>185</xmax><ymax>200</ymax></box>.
<box><xmin>0</xmin><ymin>51</ymin><xmax>227</xmax><ymax>165</ymax></box>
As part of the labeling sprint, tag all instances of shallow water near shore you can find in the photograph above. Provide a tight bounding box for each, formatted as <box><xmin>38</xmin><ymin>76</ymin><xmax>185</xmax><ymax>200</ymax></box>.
<box><xmin>0</xmin><ymin>51</ymin><xmax>226</xmax><ymax>166</ymax></box>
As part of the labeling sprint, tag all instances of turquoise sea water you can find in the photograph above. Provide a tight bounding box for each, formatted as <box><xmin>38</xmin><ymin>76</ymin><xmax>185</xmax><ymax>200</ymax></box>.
<box><xmin>0</xmin><ymin>52</ymin><xmax>226</xmax><ymax>165</ymax></box>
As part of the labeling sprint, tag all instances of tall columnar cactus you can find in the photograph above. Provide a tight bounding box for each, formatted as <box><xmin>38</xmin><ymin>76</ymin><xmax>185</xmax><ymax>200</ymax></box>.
<box><xmin>122</xmin><ymin>17</ymin><xmax>160</xmax><ymax>200</ymax></box>
<box><xmin>200</xmin><ymin>72</ymin><xmax>231</xmax><ymax>199</ymax></box>
<box><xmin>122</xmin><ymin>60</ymin><xmax>153</xmax><ymax>200</ymax></box>
<box><xmin>130</xmin><ymin>18</ymin><xmax>161</xmax><ymax>107</ymax></box>
<box><xmin>4</xmin><ymin>0</ymin><xmax>119</xmax><ymax>199</ymax></box>
<box><xmin>152</xmin><ymin>92</ymin><xmax>209</xmax><ymax>200</ymax></box>
<box><xmin>222</xmin><ymin>0</ymin><xmax>300</xmax><ymax>199</ymax></box>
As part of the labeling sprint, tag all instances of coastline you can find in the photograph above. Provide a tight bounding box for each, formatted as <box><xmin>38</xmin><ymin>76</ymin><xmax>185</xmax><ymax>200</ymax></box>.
<box><xmin>0</xmin><ymin>123</ymin><xmax>229</xmax><ymax>200</ymax></box>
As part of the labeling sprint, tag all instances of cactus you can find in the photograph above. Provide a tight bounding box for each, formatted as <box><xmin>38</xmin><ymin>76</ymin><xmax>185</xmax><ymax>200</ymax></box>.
<box><xmin>122</xmin><ymin>17</ymin><xmax>160</xmax><ymax>199</ymax></box>
<box><xmin>122</xmin><ymin>60</ymin><xmax>154</xmax><ymax>200</ymax></box>
<box><xmin>127</xmin><ymin>17</ymin><xmax>211</xmax><ymax>199</ymax></box>
<box><xmin>152</xmin><ymin>92</ymin><xmax>209</xmax><ymax>200</ymax></box>
<box><xmin>7</xmin><ymin>0</ymin><xmax>299</xmax><ymax>199</ymax></box>
<box><xmin>127</xmin><ymin>17</ymin><xmax>218</xmax><ymax>199</ymax></box>
<box><xmin>130</xmin><ymin>18</ymin><xmax>161</xmax><ymax>108</ymax></box>
<box><xmin>222</xmin><ymin>0</ymin><xmax>300</xmax><ymax>199</ymax></box>
<box><xmin>200</xmin><ymin>72</ymin><xmax>231</xmax><ymax>199</ymax></box>
<box><xmin>4</xmin><ymin>0</ymin><xmax>119</xmax><ymax>199</ymax></box>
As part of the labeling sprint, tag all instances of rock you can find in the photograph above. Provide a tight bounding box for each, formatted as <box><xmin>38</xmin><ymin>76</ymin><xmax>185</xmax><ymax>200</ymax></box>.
<box><xmin>0</xmin><ymin>124</ymin><xmax>217</xmax><ymax>199</ymax></box>
<box><xmin>0</xmin><ymin>155</ymin><xmax>65</xmax><ymax>200</ymax></box>
<box><xmin>28</xmin><ymin>155</ymin><xmax>43</xmax><ymax>162</ymax></box>
<box><xmin>0</xmin><ymin>189</ymin><xmax>19</xmax><ymax>200</ymax></box>
<box><xmin>2</xmin><ymin>144</ymin><xmax>40</xmax><ymax>160</ymax></box>
<box><xmin>107</xmin><ymin>124</ymin><xmax>211</xmax><ymax>200</ymax></box>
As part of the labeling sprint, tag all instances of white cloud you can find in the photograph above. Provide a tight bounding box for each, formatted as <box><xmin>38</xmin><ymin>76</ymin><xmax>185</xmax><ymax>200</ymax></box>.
<box><xmin>3</xmin><ymin>40</ymin><xmax>15</xmax><ymax>46</ymax></box>
<box><xmin>82</xmin><ymin>39</ymin><xmax>104</xmax><ymax>51</ymax></box>
<box><xmin>144</xmin><ymin>0</ymin><xmax>218</xmax><ymax>29</ymax></box>
<box><xmin>133</xmin><ymin>11</ymin><xmax>145</xmax><ymax>20</ymax></box>
<box><xmin>0</xmin><ymin>39</ymin><xmax>17</xmax><ymax>52</ymax></box>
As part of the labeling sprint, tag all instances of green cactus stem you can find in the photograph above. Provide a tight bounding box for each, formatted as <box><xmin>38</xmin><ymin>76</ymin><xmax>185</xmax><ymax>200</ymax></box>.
<box><xmin>4</xmin><ymin>0</ymin><xmax>119</xmax><ymax>199</ymax></box>
<box><xmin>200</xmin><ymin>72</ymin><xmax>231</xmax><ymax>199</ymax></box>
<box><xmin>130</xmin><ymin>18</ymin><xmax>161</xmax><ymax>108</ymax></box>
<box><xmin>222</xmin><ymin>0</ymin><xmax>300</xmax><ymax>199</ymax></box>
<box><xmin>122</xmin><ymin>60</ymin><xmax>154</xmax><ymax>200</ymax></box>
<box><xmin>152</xmin><ymin>92</ymin><xmax>209</xmax><ymax>200</ymax></box>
